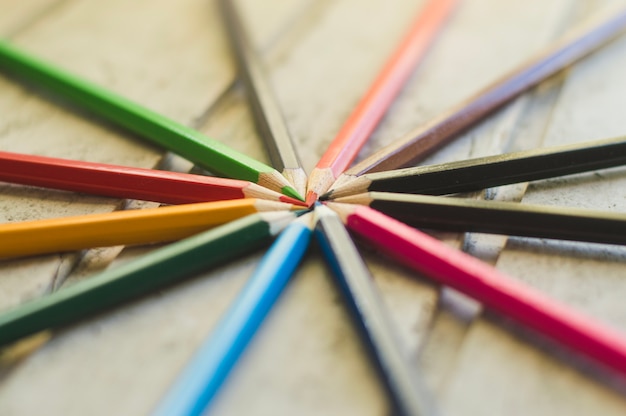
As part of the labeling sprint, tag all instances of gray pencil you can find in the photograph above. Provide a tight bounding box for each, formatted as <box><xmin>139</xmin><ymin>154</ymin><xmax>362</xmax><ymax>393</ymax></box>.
<box><xmin>315</xmin><ymin>204</ymin><xmax>439</xmax><ymax>416</ymax></box>
<box><xmin>219</xmin><ymin>0</ymin><xmax>307</xmax><ymax>197</ymax></box>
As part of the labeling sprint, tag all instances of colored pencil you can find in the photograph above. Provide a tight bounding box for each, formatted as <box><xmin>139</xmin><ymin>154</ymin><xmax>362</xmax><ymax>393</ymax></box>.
<box><xmin>304</xmin><ymin>0</ymin><xmax>457</xmax><ymax>205</ymax></box>
<box><xmin>334</xmin><ymin>192</ymin><xmax>626</xmax><ymax>245</ymax></box>
<box><xmin>323</xmin><ymin>135</ymin><xmax>626</xmax><ymax>199</ymax></box>
<box><xmin>329</xmin><ymin>203</ymin><xmax>626</xmax><ymax>376</ymax></box>
<box><xmin>153</xmin><ymin>213</ymin><xmax>314</xmax><ymax>416</ymax></box>
<box><xmin>0</xmin><ymin>151</ymin><xmax>305</xmax><ymax>205</ymax></box>
<box><xmin>0</xmin><ymin>199</ymin><xmax>298</xmax><ymax>258</ymax></box>
<box><xmin>315</xmin><ymin>205</ymin><xmax>437</xmax><ymax>416</ymax></box>
<box><xmin>0</xmin><ymin>211</ymin><xmax>297</xmax><ymax>347</ymax></box>
<box><xmin>218</xmin><ymin>0</ymin><xmax>307</xmax><ymax>197</ymax></box>
<box><xmin>0</xmin><ymin>41</ymin><xmax>301</xmax><ymax>200</ymax></box>
<box><xmin>331</xmin><ymin>4</ymin><xmax>626</xmax><ymax>188</ymax></box>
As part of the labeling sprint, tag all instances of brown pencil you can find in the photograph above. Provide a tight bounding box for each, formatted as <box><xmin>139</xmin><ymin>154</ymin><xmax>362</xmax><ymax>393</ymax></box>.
<box><xmin>331</xmin><ymin>3</ymin><xmax>626</xmax><ymax>189</ymax></box>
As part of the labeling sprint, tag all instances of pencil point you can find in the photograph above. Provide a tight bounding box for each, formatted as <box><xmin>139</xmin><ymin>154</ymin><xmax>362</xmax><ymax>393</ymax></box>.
<box><xmin>329</xmin><ymin>173</ymin><xmax>355</xmax><ymax>192</ymax></box>
<box><xmin>324</xmin><ymin>175</ymin><xmax>369</xmax><ymax>200</ymax></box>
<box><xmin>324</xmin><ymin>202</ymin><xmax>355</xmax><ymax>223</ymax></box>
<box><xmin>282</xmin><ymin>168</ymin><xmax>308</xmax><ymax>200</ymax></box>
<box><xmin>258</xmin><ymin>171</ymin><xmax>303</xmax><ymax>200</ymax></box>
<box><xmin>318</xmin><ymin>191</ymin><xmax>332</xmax><ymax>201</ymax></box>
<box><xmin>305</xmin><ymin>191</ymin><xmax>318</xmax><ymax>208</ymax></box>
<box><xmin>279</xmin><ymin>195</ymin><xmax>308</xmax><ymax>206</ymax></box>
<box><xmin>281</xmin><ymin>185</ymin><xmax>304</xmax><ymax>201</ymax></box>
<box><xmin>305</xmin><ymin>167</ymin><xmax>335</xmax><ymax>206</ymax></box>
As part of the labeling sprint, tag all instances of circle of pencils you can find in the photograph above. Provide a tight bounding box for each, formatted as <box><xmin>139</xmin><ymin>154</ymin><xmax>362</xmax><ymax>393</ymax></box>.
<box><xmin>2</xmin><ymin>2</ymin><xmax>626</xmax><ymax>416</ymax></box>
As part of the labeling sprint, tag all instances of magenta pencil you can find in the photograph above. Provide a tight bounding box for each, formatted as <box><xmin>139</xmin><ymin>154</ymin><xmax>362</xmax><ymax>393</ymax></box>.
<box><xmin>328</xmin><ymin>203</ymin><xmax>626</xmax><ymax>376</ymax></box>
<box><xmin>0</xmin><ymin>151</ymin><xmax>304</xmax><ymax>205</ymax></box>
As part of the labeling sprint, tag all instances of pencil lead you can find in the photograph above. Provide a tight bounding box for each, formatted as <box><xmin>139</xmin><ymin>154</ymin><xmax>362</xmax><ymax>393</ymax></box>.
<box><xmin>318</xmin><ymin>191</ymin><xmax>332</xmax><ymax>201</ymax></box>
<box><xmin>281</xmin><ymin>185</ymin><xmax>304</xmax><ymax>202</ymax></box>
<box><xmin>279</xmin><ymin>195</ymin><xmax>308</xmax><ymax>207</ymax></box>
<box><xmin>294</xmin><ymin>209</ymin><xmax>310</xmax><ymax>217</ymax></box>
<box><xmin>282</xmin><ymin>168</ymin><xmax>308</xmax><ymax>200</ymax></box>
<box><xmin>305</xmin><ymin>191</ymin><xmax>318</xmax><ymax>208</ymax></box>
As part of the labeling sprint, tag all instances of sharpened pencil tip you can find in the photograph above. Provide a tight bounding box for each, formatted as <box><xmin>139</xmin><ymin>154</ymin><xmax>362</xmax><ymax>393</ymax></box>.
<box><xmin>279</xmin><ymin>195</ymin><xmax>308</xmax><ymax>206</ymax></box>
<box><xmin>305</xmin><ymin>191</ymin><xmax>318</xmax><ymax>208</ymax></box>
<box><xmin>318</xmin><ymin>191</ymin><xmax>332</xmax><ymax>201</ymax></box>
<box><xmin>294</xmin><ymin>209</ymin><xmax>311</xmax><ymax>217</ymax></box>
<box><xmin>281</xmin><ymin>185</ymin><xmax>304</xmax><ymax>201</ymax></box>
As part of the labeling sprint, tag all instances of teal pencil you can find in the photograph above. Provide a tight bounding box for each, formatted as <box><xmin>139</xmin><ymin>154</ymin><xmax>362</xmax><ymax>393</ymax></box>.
<box><xmin>0</xmin><ymin>41</ymin><xmax>302</xmax><ymax>200</ymax></box>
<box><xmin>153</xmin><ymin>213</ymin><xmax>314</xmax><ymax>416</ymax></box>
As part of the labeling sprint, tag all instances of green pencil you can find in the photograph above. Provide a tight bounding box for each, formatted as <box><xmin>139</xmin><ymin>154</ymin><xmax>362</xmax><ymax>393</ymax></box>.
<box><xmin>0</xmin><ymin>211</ymin><xmax>297</xmax><ymax>347</ymax></box>
<box><xmin>0</xmin><ymin>41</ymin><xmax>302</xmax><ymax>200</ymax></box>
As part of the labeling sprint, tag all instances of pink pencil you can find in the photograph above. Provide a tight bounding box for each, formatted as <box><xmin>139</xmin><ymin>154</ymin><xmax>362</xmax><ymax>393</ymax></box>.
<box><xmin>328</xmin><ymin>202</ymin><xmax>626</xmax><ymax>375</ymax></box>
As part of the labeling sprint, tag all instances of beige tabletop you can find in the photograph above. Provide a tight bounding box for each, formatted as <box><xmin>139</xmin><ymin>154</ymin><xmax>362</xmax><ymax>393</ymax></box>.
<box><xmin>2</xmin><ymin>0</ymin><xmax>626</xmax><ymax>415</ymax></box>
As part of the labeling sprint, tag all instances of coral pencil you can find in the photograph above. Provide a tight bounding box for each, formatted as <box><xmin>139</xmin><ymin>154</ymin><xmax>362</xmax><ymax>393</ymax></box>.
<box><xmin>0</xmin><ymin>199</ymin><xmax>298</xmax><ymax>258</ymax></box>
<box><xmin>0</xmin><ymin>212</ymin><xmax>297</xmax><ymax>347</ymax></box>
<box><xmin>0</xmin><ymin>151</ymin><xmax>304</xmax><ymax>205</ymax></box>
<box><xmin>153</xmin><ymin>213</ymin><xmax>314</xmax><ymax>416</ymax></box>
<box><xmin>0</xmin><ymin>41</ymin><xmax>301</xmax><ymax>199</ymax></box>
<box><xmin>333</xmin><ymin>3</ymin><xmax>626</xmax><ymax>187</ymax></box>
<box><xmin>305</xmin><ymin>0</ymin><xmax>457</xmax><ymax>205</ymax></box>
<box><xmin>329</xmin><ymin>203</ymin><xmax>626</xmax><ymax>376</ymax></box>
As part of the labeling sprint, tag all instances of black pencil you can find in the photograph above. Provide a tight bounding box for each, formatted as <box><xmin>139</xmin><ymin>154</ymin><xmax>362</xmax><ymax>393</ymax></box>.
<box><xmin>334</xmin><ymin>192</ymin><xmax>626</xmax><ymax>245</ymax></box>
<box><xmin>315</xmin><ymin>205</ymin><xmax>438</xmax><ymax>416</ymax></box>
<box><xmin>323</xmin><ymin>135</ymin><xmax>626</xmax><ymax>199</ymax></box>
<box><xmin>218</xmin><ymin>0</ymin><xmax>307</xmax><ymax>197</ymax></box>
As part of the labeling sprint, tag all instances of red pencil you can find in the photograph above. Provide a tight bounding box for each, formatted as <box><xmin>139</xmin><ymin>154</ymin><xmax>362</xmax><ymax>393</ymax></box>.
<box><xmin>304</xmin><ymin>0</ymin><xmax>457</xmax><ymax>206</ymax></box>
<box><xmin>0</xmin><ymin>151</ymin><xmax>305</xmax><ymax>206</ymax></box>
<box><xmin>328</xmin><ymin>202</ymin><xmax>626</xmax><ymax>376</ymax></box>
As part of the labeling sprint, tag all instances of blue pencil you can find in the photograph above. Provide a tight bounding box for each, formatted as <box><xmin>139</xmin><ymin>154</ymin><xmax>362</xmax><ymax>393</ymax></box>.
<box><xmin>152</xmin><ymin>212</ymin><xmax>314</xmax><ymax>416</ymax></box>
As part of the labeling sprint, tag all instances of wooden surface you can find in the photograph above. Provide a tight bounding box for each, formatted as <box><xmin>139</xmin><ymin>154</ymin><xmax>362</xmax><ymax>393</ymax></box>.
<box><xmin>1</xmin><ymin>0</ymin><xmax>626</xmax><ymax>414</ymax></box>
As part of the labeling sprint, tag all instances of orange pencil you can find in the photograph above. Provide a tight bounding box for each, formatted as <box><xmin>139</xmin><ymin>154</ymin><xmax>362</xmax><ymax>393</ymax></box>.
<box><xmin>0</xmin><ymin>199</ymin><xmax>298</xmax><ymax>258</ymax></box>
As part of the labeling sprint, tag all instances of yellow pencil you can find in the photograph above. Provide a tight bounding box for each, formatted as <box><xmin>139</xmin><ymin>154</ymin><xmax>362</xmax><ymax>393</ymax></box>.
<box><xmin>0</xmin><ymin>199</ymin><xmax>300</xmax><ymax>258</ymax></box>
